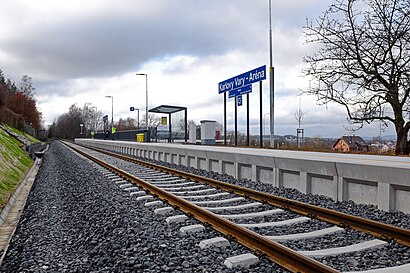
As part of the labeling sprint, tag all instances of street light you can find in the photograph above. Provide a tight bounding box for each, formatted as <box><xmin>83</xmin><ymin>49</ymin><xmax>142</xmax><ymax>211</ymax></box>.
<box><xmin>136</xmin><ymin>73</ymin><xmax>148</xmax><ymax>130</ymax></box>
<box><xmin>136</xmin><ymin>108</ymin><xmax>140</xmax><ymax>129</ymax></box>
<box><xmin>91</xmin><ymin>106</ymin><xmax>97</xmax><ymax>130</ymax></box>
<box><xmin>268</xmin><ymin>0</ymin><xmax>275</xmax><ymax>148</ymax></box>
<box><xmin>105</xmin><ymin>95</ymin><xmax>113</xmax><ymax>133</ymax></box>
<box><xmin>263</xmin><ymin>113</ymin><xmax>270</xmax><ymax>137</ymax></box>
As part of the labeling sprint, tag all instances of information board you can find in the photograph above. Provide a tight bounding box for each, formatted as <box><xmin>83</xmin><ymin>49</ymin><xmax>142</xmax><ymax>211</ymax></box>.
<box><xmin>218</xmin><ymin>65</ymin><xmax>266</xmax><ymax>94</ymax></box>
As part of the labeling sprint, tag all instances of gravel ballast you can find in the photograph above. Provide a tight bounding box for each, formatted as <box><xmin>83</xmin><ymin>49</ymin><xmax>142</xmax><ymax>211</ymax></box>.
<box><xmin>85</xmin><ymin>146</ymin><xmax>410</xmax><ymax>272</ymax></box>
<box><xmin>0</xmin><ymin>141</ymin><xmax>285</xmax><ymax>273</ymax></box>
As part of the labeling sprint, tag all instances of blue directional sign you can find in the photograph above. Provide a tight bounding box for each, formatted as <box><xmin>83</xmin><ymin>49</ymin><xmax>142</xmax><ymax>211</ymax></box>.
<box><xmin>130</xmin><ymin>107</ymin><xmax>135</xmax><ymax>111</ymax></box>
<box><xmin>228</xmin><ymin>84</ymin><xmax>252</xmax><ymax>98</ymax></box>
<box><xmin>237</xmin><ymin>95</ymin><xmax>243</xmax><ymax>106</ymax></box>
<box><xmin>219</xmin><ymin>65</ymin><xmax>266</xmax><ymax>94</ymax></box>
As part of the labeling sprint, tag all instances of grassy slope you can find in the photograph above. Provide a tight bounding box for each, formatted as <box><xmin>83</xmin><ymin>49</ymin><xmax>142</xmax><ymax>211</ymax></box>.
<box><xmin>0</xmin><ymin>126</ymin><xmax>33</xmax><ymax>210</ymax></box>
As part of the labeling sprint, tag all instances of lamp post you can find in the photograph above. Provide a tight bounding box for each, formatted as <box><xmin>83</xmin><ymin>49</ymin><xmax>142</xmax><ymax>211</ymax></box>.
<box><xmin>268</xmin><ymin>0</ymin><xmax>275</xmax><ymax>148</ymax></box>
<box><xmin>136</xmin><ymin>108</ymin><xmax>140</xmax><ymax>129</ymax></box>
<box><xmin>263</xmin><ymin>113</ymin><xmax>270</xmax><ymax>138</ymax></box>
<box><xmin>105</xmin><ymin>95</ymin><xmax>113</xmax><ymax>132</ymax></box>
<box><xmin>91</xmin><ymin>106</ymin><xmax>97</xmax><ymax>130</ymax></box>
<box><xmin>136</xmin><ymin>73</ymin><xmax>148</xmax><ymax>130</ymax></box>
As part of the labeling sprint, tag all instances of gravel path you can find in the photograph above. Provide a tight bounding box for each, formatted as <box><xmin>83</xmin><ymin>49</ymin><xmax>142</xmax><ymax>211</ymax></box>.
<box><xmin>0</xmin><ymin>141</ymin><xmax>285</xmax><ymax>273</ymax></box>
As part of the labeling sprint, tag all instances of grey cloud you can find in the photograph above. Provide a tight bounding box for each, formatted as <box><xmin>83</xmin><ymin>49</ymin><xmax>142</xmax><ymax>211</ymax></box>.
<box><xmin>3</xmin><ymin>2</ymin><xmax>269</xmax><ymax>85</ymax></box>
<box><xmin>1</xmin><ymin>0</ymin><xmax>331</xmax><ymax>88</ymax></box>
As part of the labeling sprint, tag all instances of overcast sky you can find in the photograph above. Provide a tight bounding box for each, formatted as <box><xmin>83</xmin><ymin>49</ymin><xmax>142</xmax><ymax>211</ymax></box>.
<box><xmin>0</xmin><ymin>0</ymin><xmax>395</xmax><ymax>138</ymax></box>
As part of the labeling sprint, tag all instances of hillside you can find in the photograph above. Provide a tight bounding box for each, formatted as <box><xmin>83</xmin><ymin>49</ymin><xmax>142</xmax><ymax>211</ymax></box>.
<box><xmin>0</xmin><ymin>124</ymin><xmax>34</xmax><ymax>210</ymax></box>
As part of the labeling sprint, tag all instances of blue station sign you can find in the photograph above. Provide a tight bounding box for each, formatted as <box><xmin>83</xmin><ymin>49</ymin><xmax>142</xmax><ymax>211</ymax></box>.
<box><xmin>228</xmin><ymin>84</ymin><xmax>252</xmax><ymax>98</ymax></box>
<box><xmin>218</xmin><ymin>65</ymin><xmax>266</xmax><ymax>94</ymax></box>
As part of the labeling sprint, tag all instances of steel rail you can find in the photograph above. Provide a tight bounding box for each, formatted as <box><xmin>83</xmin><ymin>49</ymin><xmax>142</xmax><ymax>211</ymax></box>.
<box><xmin>64</xmin><ymin>141</ymin><xmax>339</xmax><ymax>273</ymax></box>
<box><xmin>73</xmin><ymin>142</ymin><xmax>410</xmax><ymax>248</ymax></box>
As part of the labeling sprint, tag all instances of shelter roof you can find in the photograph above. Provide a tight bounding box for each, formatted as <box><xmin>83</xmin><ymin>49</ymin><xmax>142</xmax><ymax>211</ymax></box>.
<box><xmin>149</xmin><ymin>105</ymin><xmax>187</xmax><ymax>114</ymax></box>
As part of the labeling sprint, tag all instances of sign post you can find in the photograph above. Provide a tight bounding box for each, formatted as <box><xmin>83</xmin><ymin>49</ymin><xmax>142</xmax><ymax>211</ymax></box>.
<box><xmin>219</xmin><ymin>65</ymin><xmax>266</xmax><ymax>147</ymax></box>
<box><xmin>247</xmin><ymin>93</ymin><xmax>250</xmax><ymax>146</ymax></box>
<box><xmin>130</xmin><ymin>107</ymin><xmax>140</xmax><ymax>128</ymax></box>
<box><xmin>237</xmin><ymin>95</ymin><xmax>243</xmax><ymax>106</ymax></box>
<box><xmin>103</xmin><ymin>115</ymin><xmax>108</xmax><ymax>132</ymax></box>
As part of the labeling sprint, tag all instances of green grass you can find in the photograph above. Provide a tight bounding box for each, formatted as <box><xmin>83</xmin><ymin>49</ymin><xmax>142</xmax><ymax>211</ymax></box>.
<box><xmin>3</xmin><ymin>124</ymin><xmax>41</xmax><ymax>144</ymax></box>
<box><xmin>0</xmin><ymin>125</ymin><xmax>34</xmax><ymax>210</ymax></box>
<box><xmin>23</xmin><ymin>132</ymin><xmax>41</xmax><ymax>144</ymax></box>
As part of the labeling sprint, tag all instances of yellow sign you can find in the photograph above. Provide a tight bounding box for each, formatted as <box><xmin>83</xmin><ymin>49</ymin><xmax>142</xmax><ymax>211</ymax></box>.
<box><xmin>161</xmin><ymin>117</ymin><xmax>167</xmax><ymax>125</ymax></box>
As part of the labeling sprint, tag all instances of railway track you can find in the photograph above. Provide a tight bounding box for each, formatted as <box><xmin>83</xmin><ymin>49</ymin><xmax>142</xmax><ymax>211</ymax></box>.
<box><xmin>64</xmin><ymin>141</ymin><xmax>410</xmax><ymax>272</ymax></box>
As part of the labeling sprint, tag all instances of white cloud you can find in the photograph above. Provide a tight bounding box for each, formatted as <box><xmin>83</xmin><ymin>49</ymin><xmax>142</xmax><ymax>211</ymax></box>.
<box><xmin>0</xmin><ymin>0</ymin><xmax>390</xmax><ymax>138</ymax></box>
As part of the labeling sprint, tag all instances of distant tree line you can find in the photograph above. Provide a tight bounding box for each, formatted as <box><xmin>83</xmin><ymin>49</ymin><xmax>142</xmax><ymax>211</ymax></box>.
<box><xmin>49</xmin><ymin>102</ymin><xmax>162</xmax><ymax>139</ymax></box>
<box><xmin>49</xmin><ymin>104</ymin><xmax>103</xmax><ymax>139</ymax></box>
<box><xmin>0</xmin><ymin>69</ymin><xmax>42</xmax><ymax>131</ymax></box>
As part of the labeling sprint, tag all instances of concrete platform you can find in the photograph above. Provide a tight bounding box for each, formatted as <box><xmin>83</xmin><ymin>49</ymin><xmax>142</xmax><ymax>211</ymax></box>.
<box><xmin>76</xmin><ymin>139</ymin><xmax>410</xmax><ymax>213</ymax></box>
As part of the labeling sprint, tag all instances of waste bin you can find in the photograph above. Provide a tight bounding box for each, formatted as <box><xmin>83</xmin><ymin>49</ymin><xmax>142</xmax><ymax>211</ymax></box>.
<box><xmin>137</xmin><ymin>133</ymin><xmax>144</xmax><ymax>142</ymax></box>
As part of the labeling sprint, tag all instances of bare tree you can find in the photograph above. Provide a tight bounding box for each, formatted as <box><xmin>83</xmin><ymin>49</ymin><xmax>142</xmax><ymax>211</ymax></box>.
<box><xmin>19</xmin><ymin>75</ymin><xmax>35</xmax><ymax>98</ymax></box>
<box><xmin>226</xmin><ymin>131</ymin><xmax>246</xmax><ymax>146</ymax></box>
<box><xmin>304</xmin><ymin>0</ymin><xmax>410</xmax><ymax>155</ymax></box>
<box><xmin>215</xmin><ymin>121</ymin><xmax>224</xmax><ymax>132</ymax></box>
<box><xmin>116</xmin><ymin>117</ymin><xmax>138</xmax><ymax>130</ymax></box>
<box><xmin>139</xmin><ymin>114</ymin><xmax>160</xmax><ymax>128</ymax></box>
<box><xmin>294</xmin><ymin>107</ymin><xmax>305</xmax><ymax>129</ymax></box>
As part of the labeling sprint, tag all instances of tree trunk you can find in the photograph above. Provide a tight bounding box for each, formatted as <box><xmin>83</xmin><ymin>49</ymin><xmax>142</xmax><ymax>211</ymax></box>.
<box><xmin>395</xmin><ymin>126</ymin><xmax>409</xmax><ymax>155</ymax></box>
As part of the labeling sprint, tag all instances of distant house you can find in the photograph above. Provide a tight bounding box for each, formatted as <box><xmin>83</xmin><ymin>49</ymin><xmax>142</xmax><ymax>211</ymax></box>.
<box><xmin>332</xmin><ymin>135</ymin><xmax>369</xmax><ymax>152</ymax></box>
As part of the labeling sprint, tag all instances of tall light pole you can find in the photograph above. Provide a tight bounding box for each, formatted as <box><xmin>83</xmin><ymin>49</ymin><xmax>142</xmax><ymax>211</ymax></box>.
<box><xmin>105</xmin><ymin>95</ymin><xmax>113</xmax><ymax>132</ymax></box>
<box><xmin>136</xmin><ymin>73</ymin><xmax>148</xmax><ymax>130</ymax></box>
<box><xmin>263</xmin><ymin>113</ymin><xmax>270</xmax><ymax>137</ymax></box>
<box><xmin>91</xmin><ymin>106</ymin><xmax>97</xmax><ymax>130</ymax></box>
<box><xmin>269</xmin><ymin>0</ymin><xmax>275</xmax><ymax>148</ymax></box>
<box><xmin>136</xmin><ymin>108</ymin><xmax>140</xmax><ymax>129</ymax></box>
